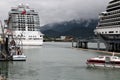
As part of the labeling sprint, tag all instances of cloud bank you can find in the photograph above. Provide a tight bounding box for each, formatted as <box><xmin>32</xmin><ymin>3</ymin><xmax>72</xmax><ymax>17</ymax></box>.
<box><xmin>0</xmin><ymin>0</ymin><xmax>110</xmax><ymax>25</ymax></box>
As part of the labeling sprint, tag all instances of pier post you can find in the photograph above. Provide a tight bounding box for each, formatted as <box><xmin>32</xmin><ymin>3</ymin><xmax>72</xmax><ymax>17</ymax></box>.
<box><xmin>115</xmin><ymin>43</ymin><xmax>117</xmax><ymax>52</ymax></box>
<box><xmin>111</xmin><ymin>43</ymin><xmax>113</xmax><ymax>51</ymax></box>
<box><xmin>82</xmin><ymin>42</ymin><xmax>84</xmax><ymax>48</ymax></box>
<box><xmin>76</xmin><ymin>40</ymin><xmax>79</xmax><ymax>48</ymax></box>
<box><xmin>118</xmin><ymin>43</ymin><xmax>120</xmax><ymax>51</ymax></box>
<box><xmin>84</xmin><ymin>42</ymin><xmax>88</xmax><ymax>49</ymax></box>
<box><xmin>97</xmin><ymin>40</ymin><xmax>100</xmax><ymax>50</ymax></box>
<box><xmin>80</xmin><ymin>42</ymin><xmax>82</xmax><ymax>48</ymax></box>
<box><xmin>72</xmin><ymin>40</ymin><xmax>74</xmax><ymax>47</ymax></box>
<box><xmin>77</xmin><ymin>42</ymin><xmax>82</xmax><ymax>48</ymax></box>
<box><xmin>113</xmin><ymin>43</ymin><xmax>115</xmax><ymax>52</ymax></box>
<box><xmin>76</xmin><ymin>40</ymin><xmax>88</xmax><ymax>49</ymax></box>
<box><xmin>105</xmin><ymin>43</ymin><xmax>109</xmax><ymax>51</ymax></box>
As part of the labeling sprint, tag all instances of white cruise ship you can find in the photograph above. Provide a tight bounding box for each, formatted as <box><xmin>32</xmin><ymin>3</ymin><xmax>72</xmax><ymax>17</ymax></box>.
<box><xmin>94</xmin><ymin>0</ymin><xmax>120</xmax><ymax>52</ymax></box>
<box><xmin>5</xmin><ymin>4</ymin><xmax>43</xmax><ymax>46</ymax></box>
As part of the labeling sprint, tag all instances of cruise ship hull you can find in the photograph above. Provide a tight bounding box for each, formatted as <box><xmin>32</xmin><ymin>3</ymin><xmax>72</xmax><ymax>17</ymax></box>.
<box><xmin>12</xmin><ymin>31</ymin><xmax>43</xmax><ymax>46</ymax></box>
<box><xmin>21</xmin><ymin>40</ymin><xmax>43</xmax><ymax>46</ymax></box>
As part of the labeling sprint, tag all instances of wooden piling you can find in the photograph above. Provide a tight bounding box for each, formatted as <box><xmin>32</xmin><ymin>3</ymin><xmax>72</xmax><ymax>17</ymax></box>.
<box><xmin>97</xmin><ymin>40</ymin><xmax>100</xmax><ymax>50</ymax></box>
<box><xmin>75</xmin><ymin>40</ymin><xmax>88</xmax><ymax>49</ymax></box>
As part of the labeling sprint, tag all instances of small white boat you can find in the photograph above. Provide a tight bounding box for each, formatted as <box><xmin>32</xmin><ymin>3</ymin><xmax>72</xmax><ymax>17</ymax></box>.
<box><xmin>86</xmin><ymin>53</ymin><xmax>120</xmax><ymax>68</ymax></box>
<box><xmin>9</xmin><ymin>46</ymin><xmax>26</xmax><ymax>61</ymax></box>
<box><xmin>12</xmin><ymin>54</ymin><xmax>26</xmax><ymax>61</ymax></box>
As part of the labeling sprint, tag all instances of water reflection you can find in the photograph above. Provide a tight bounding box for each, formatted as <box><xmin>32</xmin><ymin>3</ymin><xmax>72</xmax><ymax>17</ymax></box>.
<box><xmin>0</xmin><ymin>42</ymin><xmax>120</xmax><ymax>80</ymax></box>
<box><xmin>0</xmin><ymin>62</ymin><xmax>9</xmax><ymax>79</ymax></box>
<box><xmin>23</xmin><ymin>46</ymin><xmax>42</xmax><ymax>49</ymax></box>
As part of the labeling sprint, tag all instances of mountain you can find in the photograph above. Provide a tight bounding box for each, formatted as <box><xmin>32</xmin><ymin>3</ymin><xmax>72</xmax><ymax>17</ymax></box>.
<box><xmin>40</xmin><ymin>19</ymin><xmax>98</xmax><ymax>39</ymax></box>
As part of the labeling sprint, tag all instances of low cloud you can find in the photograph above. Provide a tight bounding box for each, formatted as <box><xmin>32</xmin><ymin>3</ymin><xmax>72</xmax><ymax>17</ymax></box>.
<box><xmin>0</xmin><ymin>0</ymin><xmax>109</xmax><ymax>25</ymax></box>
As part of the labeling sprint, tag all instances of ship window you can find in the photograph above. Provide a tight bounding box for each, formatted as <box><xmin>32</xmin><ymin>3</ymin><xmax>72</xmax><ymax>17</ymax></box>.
<box><xmin>109</xmin><ymin>31</ymin><xmax>114</xmax><ymax>33</ymax></box>
<box><xmin>112</xmin><ymin>56</ymin><xmax>118</xmax><ymax>59</ymax></box>
<box><xmin>40</xmin><ymin>35</ymin><xmax>42</xmax><ymax>37</ymax></box>
<box><xmin>98</xmin><ymin>56</ymin><xmax>104</xmax><ymax>59</ymax></box>
<box><xmin>116</xmin><ymin>31</ymin><xmax>118</xmax><ymax>33</ymax></box>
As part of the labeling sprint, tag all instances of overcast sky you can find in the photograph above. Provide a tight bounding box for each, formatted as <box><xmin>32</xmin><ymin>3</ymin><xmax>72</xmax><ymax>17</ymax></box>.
<box><xmin>0</xmin><ymin>0</ymin><xmax>110</xmax><ymax>26</ymax></box>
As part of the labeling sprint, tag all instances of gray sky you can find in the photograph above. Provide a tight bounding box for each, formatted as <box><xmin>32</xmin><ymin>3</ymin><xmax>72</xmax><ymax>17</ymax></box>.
<box><xmin>0</xmin><ymin>0</ymin><xmax>110</xmax><ymax>26</ymax></box>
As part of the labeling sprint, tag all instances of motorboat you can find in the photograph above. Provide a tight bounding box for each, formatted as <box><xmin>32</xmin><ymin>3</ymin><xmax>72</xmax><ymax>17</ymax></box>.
<box><xmin>86</xmin><ymin>53</ymin><xmax>120</xmax><ymax>68</ymax></box>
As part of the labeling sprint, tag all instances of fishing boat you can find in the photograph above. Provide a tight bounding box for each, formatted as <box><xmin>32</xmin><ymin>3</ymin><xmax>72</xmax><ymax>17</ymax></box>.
<box><xmin>86</xmin><ymin>53</ymin><xmax>120</xmax><ymax>68</ymax></box>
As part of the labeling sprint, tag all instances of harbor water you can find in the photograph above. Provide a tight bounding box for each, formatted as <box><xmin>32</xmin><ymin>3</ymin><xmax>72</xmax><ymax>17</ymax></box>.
<box><xmin>1</xmin><ymin>42</ymin><xmax>120</xmax><ymax>80</ymax></box>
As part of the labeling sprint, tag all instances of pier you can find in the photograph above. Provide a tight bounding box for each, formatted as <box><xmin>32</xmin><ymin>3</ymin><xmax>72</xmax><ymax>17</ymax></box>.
<box><xmin>104</xmin><ymin>42</ymin><xmax>120</xmax><ymax>52</ymax></box>
<box><xmin>74</xmin><ymin>38</ymin><xmax>120</xmax><ymax>52</ymax></box>
<box><xmin>76</xmin><ymin>40</ymin><xmax>88</xmax><ymax>49</ymax></box>
<box><xmin>74</xmin><ymin>39</ymin><xmax>103</xmax><ymax>50</ymax></box>
<box><xmin>96</xmin><ymin>34</ymin><xmax>120</xmax><ymax>52</ymax></box>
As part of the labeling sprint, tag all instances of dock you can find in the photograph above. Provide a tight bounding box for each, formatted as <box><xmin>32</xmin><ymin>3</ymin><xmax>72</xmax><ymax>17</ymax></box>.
<box><xmin>73</xmin><ymin>38</ymin><xmax>120</xmax><ymax>55</ymax></box>
<box><xmin>74</xmin><ymin>39</ymin><xmax>102</xmax><ymax>50</ymax></box>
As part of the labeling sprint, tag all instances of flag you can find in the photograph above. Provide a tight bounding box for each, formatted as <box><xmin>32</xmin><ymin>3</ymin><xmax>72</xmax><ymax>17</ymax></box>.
<box><xmin>21</xmin><ymin>9</ymin><xmax>26</xmax><ymax>15</ymax></box>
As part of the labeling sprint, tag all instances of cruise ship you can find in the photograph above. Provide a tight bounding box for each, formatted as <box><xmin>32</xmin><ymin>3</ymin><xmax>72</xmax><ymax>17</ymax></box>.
<box><xmin>94</xmin><ymin>0</ymin><xmax>120</xmax><ymax>52</ymax></box>
<box><xmin>5</xmin><ymin>4</ymin><xmax>43</xmax><ymax>46</ymax></box>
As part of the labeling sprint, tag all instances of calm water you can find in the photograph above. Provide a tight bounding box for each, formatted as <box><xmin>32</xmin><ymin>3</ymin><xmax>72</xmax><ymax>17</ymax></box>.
<box><xmin>1</xmin><ymin>42</ymin><xmax>120</xmax><ymax>80</ymax></box>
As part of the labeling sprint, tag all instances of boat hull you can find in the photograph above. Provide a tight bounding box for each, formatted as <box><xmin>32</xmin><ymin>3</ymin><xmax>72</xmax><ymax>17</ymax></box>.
<box><xmin>12</xmin><ymin>55</ymin><xmax>26</xmax><ymax>61</ymax></box>
<box><xmin>12</xmin><ymin>31</ymin><xmax>44</xmax><ymax>46</ymax></box>
<box><xmin>21</xmin><ymin>40</ymin><xmax>43</xmax><ymax>46</ymax></box>
<box><xmin>87</xmin><ymin>62</ymin><xmax>120</xmax><ymax>68</ymax></box>
<box><xmin>86</xmin><ymin>55</ymin><xmax>120</xmax><ymax>68</ymax></box>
